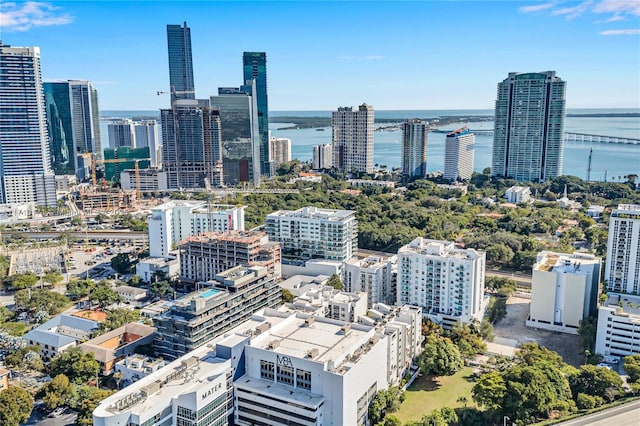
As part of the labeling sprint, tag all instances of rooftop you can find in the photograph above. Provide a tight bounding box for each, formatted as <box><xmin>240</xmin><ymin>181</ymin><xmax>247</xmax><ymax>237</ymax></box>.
<box><xmin>235</xmin><ymin>375</ymin><xmax>324</xmax><ymax>407</ymax></box>
<box><xmin>180</xmin><ymin>230</ymin><xmax>267</xmax><ymax>245</ymax></box>
<box><xmin>267</xmin><ymin>206</ymin><xmax>355</xmax><ymax>221</ymax></box>
<box><xmin>400</xmin><ymin>237</ymin><xmax>482</xmax><ymax>260</ymax></box>
<box><xmin>534</xmin><ymin>251</ymin><xmax>600</xmax><ymax>275</ymax></box>
<box><xmin>603</xmin><ymin>293</ymin><xmax>640</xmax><ymax>317</ymax></box>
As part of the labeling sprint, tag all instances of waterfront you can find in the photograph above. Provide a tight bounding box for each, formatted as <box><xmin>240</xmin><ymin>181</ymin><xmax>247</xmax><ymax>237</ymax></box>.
<box><xmin>101</xmin><ymin>109</ymin><xmax>640</xmax><ymax>182</ymax></box>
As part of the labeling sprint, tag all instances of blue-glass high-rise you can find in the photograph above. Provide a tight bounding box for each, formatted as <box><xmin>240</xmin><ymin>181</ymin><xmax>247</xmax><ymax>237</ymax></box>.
<box><xmin>44</xmin><ymin>82</ymin><xmax>74</xmax><ymax>175</ymax></box>
<box><xmin>242</xmin><ymin>52</ymin><xmax>271</xmax><ymax>177</ymax></box>
<box><xmin>167</xmin><ymin>22</ymin><xmax>195</xmax><ymax>102</ymax></box>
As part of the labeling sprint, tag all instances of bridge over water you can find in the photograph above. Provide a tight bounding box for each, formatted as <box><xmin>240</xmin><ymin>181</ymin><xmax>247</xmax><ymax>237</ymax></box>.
<box><xmin>432</xmin><ymin>129</ymin><xmax>640</xmax><ymax>145</ymax></box>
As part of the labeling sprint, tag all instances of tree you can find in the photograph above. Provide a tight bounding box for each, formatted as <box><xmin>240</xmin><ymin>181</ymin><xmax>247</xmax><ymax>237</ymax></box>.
<box><xmin>326</xmin><ymin>274</ymin><xmax>342</xmax><ymax>290</ymax></box>
<box><xmin>485</xmin><ymin>276</ymin><xmax>517</xmax><ymax>294</ymax></box>
<box><xmin>66</xmin><ymin>279</ymin><xmax>95</xmax><ymax>299</ymax></box>
<box><xmin>150</xmin><ymin>280</ymin><xmax>173</xmax><ymax>297</ymax></box>
<box><xmin>419</xmin><ymin>407</ymin><xmax>458</xmax><ymax>426</ymax></box>
<box><xmin>578</xmin><ymin>316</ymin><xmax>598</xmax><ymax>353</ymax></box>
<box><xmin>89</xmin><ymin>283</ymin><xmax>121</xmax><ymax>309</ymax></box>
<box><xmin>0</xmin><ymin>386</ymin><xmax>34</xmax><ymax>426</ymax></box>
<box><xmin>486</xmin><ymin>243</ymin><xmax>514</xmax><ymax>265</ymax></box>
<box><xmin>569</xmin><ymin>365</ymin><xmax>624</xmax><ymax>403</ymax></box>
<box><xmin>49</xmin><ymin>347</ymin><xmax>100</xmax><ymax>384</ymax></box>
<box><xmin>368</xmin><ymin>386</ymin><xmax>404</xmax><ymax>424</ymax></box>
<box><xmin>281</xmin><ymin>288</ymin><xmax>294</xmax><ymax>303</ymax></box>
<box><xmin>43</xmin><ymin>270</ymin><xmax>63</xmax><ymax>289</ymax></box>
<box><xmin>39</xmin><ymin>374</ymin><xmax>72</xmax><ymax>409</ymax></box>
<box><xmin>575</xmin><ymin>392</ymin><xmax>601</xmax><ymax>410</ymax></box>
<box><xmin>419</xmin><ymin>336</ymin><xmax>463</xmax><ymax>377</ymax></box>
<box><xmin>449</xmin><ymin>323</ymin><xmax>486</xmax><ymax>360</ymax></box>
<box><xmin>8</xmin><ymin>272</ymin><xmax>39</xmax><ymax>290</ymax></box>
<box><xmin>472</xmin><ymin>372</ymin><xmax>506</xmax><ymax>411</ymax></box>
<box><xmin>487</xmin><ymin>296</ymin><xmax>507</xmax><ymax>324</ymax></box>
<box><xmin>98</xmin><ymin>308</ymin><xmax>141</xmax><ymax>333</ymax></box>
<box><xmin>14</xmin><ymin>289</ymin><xmax>70</xmax><ymax>315</ymax></box>
<box><xmin>71</xmin><ymin>385</ymin><xmax>114</xmax><ymax>426</ymax></box>
<box><xmin>623</xmin><ymin>354</ymin><xmax>640</xmax><ymax>383</ymax></box>
<box><xmin>110</xmin><ymin>253</ymin><xmax>133</xmax><ymax>274</ymax></box>
<box><xmin>383</xmin><ymin>415</ymin><xmax>402</xmax><ymax>426</ymax></box>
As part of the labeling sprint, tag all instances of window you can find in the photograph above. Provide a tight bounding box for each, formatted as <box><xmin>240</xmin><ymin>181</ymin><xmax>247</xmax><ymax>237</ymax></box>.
<box><xmin>277</xmin><ymin>365</ymin><xmax>294</xmax><ymax>385</ymax></box>
<box><xmin>260</xmin><ymin>360</ymin><xmax>274</xmax><ymax>381</ymax></box>
<box><xmin>296</xmin><ymin>369</ymin><xmax>312</xmax><ymax>390</ymax></box>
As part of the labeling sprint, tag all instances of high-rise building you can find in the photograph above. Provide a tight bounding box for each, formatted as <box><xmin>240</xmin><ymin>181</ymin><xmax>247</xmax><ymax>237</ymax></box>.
<box><xmin>43</xmin><ymin>82</ymin><xmax>74</xmax><ymax>175</ymax></box>
<box><xmin>401</xmin><ymin>119</ymin><xmax>428</xmax><ymax>178</ymax></box>
<box><xmin>211</xmin><ymin>86</ymin><xmax>260</xmax><ymax>187</ymax></box>
<box><xmin>605</xmin><ymin>204</ymin><xmax>640</xmax><ymax>295</ymax></box>
<box><xmin>269</xmin><ymin>137</ymin><xmax>291</xmax><ymax>167</ymax></box>
<box><xmin>133</xmin><ymin>120</ymin><xmax>160</xmax><ymax>167</ymax></box>
<box><xmin>0</xmin><ymin>43</ymin><xmax>56</xmax><ymax>206</ymax></box>
<box><xmin>265</xmin><ymin>206</ymin><xmax>358</xmax><ymax>262</ymax></box>
<box><xmin>148</xmin><ymin>200</ymin><xmax>246</xmax><ymax>259</ymax></box>
<box><xmin>492</xmin><ymin>71</ymin><xmax>566</xmax><ymax>182</ymax></box>
<box><xmin>179</xmin><ymin>231</ymin><xmax>281</xmax><ymax>285</ymax></box>
<box><xmin>102</xmin><ymin>147</ymin><xmax>151</xmax><ymax>182</ymax></box>
<box><xmin>108</xmin><ymin>119</ymin><xmax>136</xmax><ymax>148</ymax></box>
<box><xmin>312</xmin><ymin>143</ymin><xmax>333</xmax><ymax>170</ymax></box>
<box><xmin>527</xmin><ymin>251</ymin><xmax>601</xmax><ymax>334</ymax></box>
<box><xmin>344</xmin><ymin>255</ymin><xmax>397</xmax><ymax>307</ymax></box>
<box><xmin>332</xmin><ymin>104</ymin><xmax>374</xmax><ymax>174</ymax></box>
<box><xmin>166</xmin><ymin>22</ymin><xmax>195</xmax><ymax>102</ymax></box>
<box><xmin>243</xmin><ymin>52</ymin><xmax>271</xmax><ymax>177</ymax></box>
<box><xmin>43</xmin><ymin>80</ymin><xmax>102</xmax><ymax>178</ymax></box>
<box><xmin>161</xmin><ymin>100</ymin><xmax>223</xmax><ymax>189</ymax></box>
<box><xmin>444</xmin><ymin>126</ymin><xmax>475</xmax><ymax>181</ymax></box>
<box><xmin>397</xmin><ymin>238</ymin><xmax>486</xmax><ymax>328</ymax></box>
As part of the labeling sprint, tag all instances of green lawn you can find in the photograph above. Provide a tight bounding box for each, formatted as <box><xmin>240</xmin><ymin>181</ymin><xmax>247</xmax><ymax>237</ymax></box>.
<box><xmin>393</xmin><ymin>367</ymin><xmax>477</xmax><ymax>424</ymax></box>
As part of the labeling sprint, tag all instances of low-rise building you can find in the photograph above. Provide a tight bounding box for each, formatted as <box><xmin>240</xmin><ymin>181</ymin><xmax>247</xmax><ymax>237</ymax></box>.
<box><xmin>120</xmin><ymin>168</ymin><xmax>168</xmax><ymax>192</ymax></box>
<box><xmin>135</xmin><ymin>256</ymin><xmax>180</xmax><ymax>283</ymax></box>
<box><xmin>155</xmin><ymin>265</ymin><xmax>281</xmax><ymax>360</ymax></box>
<box><xmin>281</xmin><ymin>258</ymin><xmax>343</xmax><ymax>279</ymax></box>
<box><xmin>526</xmin><ymin>252</ymin><xmax>601</xmax><ymax>334</ymax></box>
<box><xmin>587</xmin><ymin>205</ymin><xmax>605</xmax><ymax>219</ymax></box>
<box><xmin>347</xmin><ymin>179</ymin><xmax>395</xmax><ymax>189</ymax></box>
<box><xmin>595</xmin><ymin>293</ymin><xmax>640</xmax><ymax>358</ymax></box>
<box><xmin>114</xmin><ymin>354</ymin><xmax>168</xmax><ymax>387</ymax></box>
<box><xmin>23</xmin><ymin>315</ymin><xmax>99</xmax><ymax>362</ymax></box>
<box><xmin>278</xmin><ymin>274</ymin><xmax>330</xmax><ymax>297</ymax></box>
<box><xmin>504</xmin><ymin>186</ymin><xmax>532</xmax><ymax>204</ymax></box>
<box><xmin>284</xmin><ymin>286</ymin><xmax>368</xmax><ymax>323</ymax></box>
<box><xmin>80</xmin><ymin>323</ymin><xmax>156</xmax><ymax>374</ymax></box>
<box><xmin>115</xmin><ymin>286</ymin><xmax>148</xmax><ymax>305</ymax></box>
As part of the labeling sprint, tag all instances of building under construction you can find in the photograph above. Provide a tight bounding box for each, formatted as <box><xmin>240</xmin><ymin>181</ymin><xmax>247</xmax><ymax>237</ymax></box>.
<box><xmin>76</xmin><ymin>188</ymin><xmax>137</xmax><ymax>212</ymax></box>
<box><xmin>179</xmin><ymin>230</ymin><xmax>281</xmax><ymax>287</ymax></box>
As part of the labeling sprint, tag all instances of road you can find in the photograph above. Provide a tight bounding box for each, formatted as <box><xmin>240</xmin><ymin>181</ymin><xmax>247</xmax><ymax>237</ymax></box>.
<box><xmin>556</xmin><ymin>400</ymin><xmax>640</xmax><ymax>425</ymax></box>
<box><xmin>3</xmin><ymin>230</ymin><xmax>148</xmax><ymax>241</ymax></box>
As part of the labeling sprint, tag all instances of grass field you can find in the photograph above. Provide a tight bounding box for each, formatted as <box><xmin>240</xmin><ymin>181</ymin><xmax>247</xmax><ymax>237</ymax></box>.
<box><xmin>392</xmin><ymin>367</ymin><xmax>477</xmax><ymax>424</ymax></box>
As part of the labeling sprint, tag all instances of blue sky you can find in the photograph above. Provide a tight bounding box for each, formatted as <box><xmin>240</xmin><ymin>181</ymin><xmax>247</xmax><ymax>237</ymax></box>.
<box><xmin>1</xmin><ymin>1</ymin><xmax>639</xmax><ymax>110</ymax></box>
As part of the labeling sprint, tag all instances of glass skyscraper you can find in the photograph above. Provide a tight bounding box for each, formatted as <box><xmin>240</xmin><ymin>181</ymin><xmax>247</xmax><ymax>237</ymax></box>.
<box><xmin>167</xmin><ymin>22</ymin><xmax>195</xmax><ymax>102</ymax></box>
<box><xmin>242</xmin><ymin>52</ymin><xmax>271</xmax><ymax>177</ymax></box>
<box><xmin>44</xmin><ymin>82</ymin><xmax>74</xmax><ymax>175</ymax></box>
<box><xmin>0</xmin><ymin>42</ymin><xmax>56</xmax><ymax>206</ymax></box>
<box><xmin>492</xmin><ymin>71</ymin><xmax>566</xmax><ymax>182</ymax></box>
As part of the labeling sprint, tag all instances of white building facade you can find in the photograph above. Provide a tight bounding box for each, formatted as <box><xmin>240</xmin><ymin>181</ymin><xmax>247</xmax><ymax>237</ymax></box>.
<box><xmin>397</xmin><ymin>238</ymin><xmax>486</xmax><ymax>328</ymax></box>
<box><xmin>312</xmin><ymin>143</ymin><xmax>333</xmax><ymax>170</ymax></box>
<box><xmin>504</xmin><ymin>186</ymin><xmax>532</xmax><ymax>204</ymax></box>
<box><xmin>332</xmin><ymin>104</ymin><xmax>374</xmax><ymax>174</ymax></box>
<box><xmin>444</xmin><ymin>126</ymin><xmax>475</xmax><ymax>181</ymax></box>
<box><xmin>265</xmin><ymin>206</ymin><xmax>358</xmax><ymax>262</ymax></box>
<box><xmin>108</xmin><ymin>119</ymin><xmax>136</xmax><ymax>148</ymax></box>
<box><xmin>147</xmin><ymin>200</ymin><xmax>246</xmax><ymax>258</ymax></box>
<box><xmin>595</xmin><ymin>293</ymin><xmax>640</xmax><ymax>358</ymax></box>
<box><xmin>527</xmin><ymin>251</ymin><xmax>601</xmax><ymax>334</ymax></box>
<box><xmin>269</xmin><ymin>137</ymin><xmax>291</xmax><ymax>167</ymax></box>
<box><xmin>605</xmin><ymin>204</ymin><xmax>640</xmax><ymax>295</ymax></box>
<box><xmin>344</xmin><ymin>255</ymin><xmax>397</xmax><ymax>307</ymax></box>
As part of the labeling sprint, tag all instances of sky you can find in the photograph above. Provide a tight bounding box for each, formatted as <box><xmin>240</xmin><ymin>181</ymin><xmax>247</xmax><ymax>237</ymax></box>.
<box><xmin>1</xmin><ymin>0</ymin><xmax>639</xmax><ymax>111</ymax></box>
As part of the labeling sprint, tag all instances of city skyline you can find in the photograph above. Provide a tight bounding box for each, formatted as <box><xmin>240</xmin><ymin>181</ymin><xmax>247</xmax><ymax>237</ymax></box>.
<box><xmin>1</xmin><ymin>1</ymin><xmax>638</xmax><ymax>111</ymax></box>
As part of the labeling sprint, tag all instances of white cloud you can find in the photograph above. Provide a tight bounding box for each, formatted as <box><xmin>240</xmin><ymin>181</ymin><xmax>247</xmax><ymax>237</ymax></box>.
<box><xmin>365</xmin><ymin>55</ymin><xmax>384</xmax><ymax>60</ymax></box>
<box><xmin>519</xmin><ymin>2</ymin><xmax>558</xmax><ymax>13</ymax></box>
<box><xmin>0</xmin><ymin>1</ymin><xmax>73</xmax><ymax>32</ymax></box>
<box><xmin>518</xmin><ymin>0</ymin><xmax>640</xmax><ymax>34</ymax></box>
<box><xmin>600</xmin><ymin>28</ymin><xmax>640</xmax><ymax>35</ymax></box>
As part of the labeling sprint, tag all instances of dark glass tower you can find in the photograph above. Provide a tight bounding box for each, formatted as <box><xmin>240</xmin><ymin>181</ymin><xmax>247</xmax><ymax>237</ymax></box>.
<box><xmin>167</xmin><ymin>22</ymin><xmax>195</xmax><ymax>102</ymax></box>
<box><xmin>43</xmin><ymin>82</ymin><xmax>74</xmax><ymax>175</ymax></box>
<box><xmin>242</xmin><ymin>52</ymin><xmax>271</xmax><ymax>177</ymax></box>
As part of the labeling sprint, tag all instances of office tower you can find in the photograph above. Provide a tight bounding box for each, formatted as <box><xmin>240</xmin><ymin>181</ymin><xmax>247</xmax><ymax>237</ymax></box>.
<box><xmin>397</xmin><ymin>238</ymin><xmax>485</xmax><ymax>328</ymax></box>
<box><xmin>102</xmin><ymin>147</ymin><xmax>151</xmax><ymax>182</ymax></box>
<box><xmin>527</xmin><ymin>251</ymin><xmax>600</xmax><ymax>334</ymax></box>
<box><xmin>148</xmin><ymin>200</ymin><xmax>246</xmax><ymax>259</ymax></box>
<box><xmin>444</xmin><ymin>126</ymin><xmax>475</xmax><ymax>181</ymax></box>
<box><xmin>166</xmin><ymin>22</ymin><xmax>195</xmax><ymax>102</ymax></box>
<box><xmin>108</xmin><ymin>119</ymin><xmax>136</xmax><ymax>148</ymax></box>
<box><xmin>161</xmin><ymin>99</ymin><xmax>223</xmax><ymax>189</ymax></box>
<box><xmin>44</xmin><ymin>80</ymin><xmax>102</xmax><ymax>178</ymax></box>
<box><xmin>265</xmin><ymin>206</ymin><xmax>358</xmax><ymax>262</ymax></box>
<box><xmin>133</xmin><ymin>120</ymin><xmax>160</xmax><ymax>166</ymax></box>
<box><xmin>211</xmin><ymin>85</ymin><xmax>260</xmax><ymax>187</ymax></box>
<box><xmin>492</xmin><ymin>71</ymin><xmax>566</xmax><ymax>182</ymax></box>
<box><xmin>243</xmin><ymin>52</ymin><xmax>271</xmax><ymax>176</ymax></box>
<box><xmin>332</xmin><ymin>104</ymin><xmax>375</xmax><ymax>174</ymax></box>
<box><xmin>43</xmin><ymin>82</ymin><xmax>74</xmax><ymax>175</ymax></box>
<box><xmin>401</xmin><ymin>119</ymin><xmax>428</xmax><ymax>178</ymax></box>
<box><xmin>312</xmin><ymin>143</ymin><xmax>333</xmax><ymax>170</ymax></box>
<box><xmin>179</xmin><ymin>231</ymin><xmax>281</xmax><ymax>285</ymax></box>
<box><xmin>269</xmin><ymin>137</ymin><xmax>291</xmax><ymax>167</ymax></box>
<box><xmin>0</xmin><ymin>43</ymin><xmax>56</xmax><ymax>206</ymax></box>
<box><xmin>605</xmin><ymin>204</ymin><xmax>640</xmax><ymax>295</ymax></box>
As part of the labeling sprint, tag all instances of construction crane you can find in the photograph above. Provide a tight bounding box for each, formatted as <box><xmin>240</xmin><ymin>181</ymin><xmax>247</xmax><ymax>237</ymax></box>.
<box><xmin>91</xmin><ymin>156</ymin><xmax>142</xmax><ymax>201</ymax></box>
<box><xmin>157</xmin><ymin>87</ymin><xmax>196</xmax><ymax>105</ymax></box>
